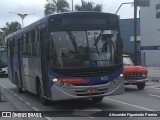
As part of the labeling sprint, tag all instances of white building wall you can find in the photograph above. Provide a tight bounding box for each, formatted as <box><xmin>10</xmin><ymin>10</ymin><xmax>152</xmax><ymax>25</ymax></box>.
<box><xmin>140</xmin><ymin>0</ymin><xmax>160</xmax><ymax>67</ymax></box>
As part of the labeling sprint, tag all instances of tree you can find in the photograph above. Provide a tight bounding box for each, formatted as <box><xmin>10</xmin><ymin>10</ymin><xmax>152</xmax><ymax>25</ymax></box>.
<box><xmin>3</xmin><ymin>21</ymin><xmax>21</xmax><ymax>36</ymax></box>
<box><xmin>0</xmin><ymin>31</ymin><xmax>5</xmax><ymax>46</ymax></box>
<box><xmin>0</xmin><ymin>21</ymin><xmax>21</xmax><ymax>45</ymax></box>
<box><xmin>44</xmin><ymin>0</ymin><xmax>70</xmax><ymax>15</ymax></box>
<box><xmin>75</xmin><ymin>0</ymin><xmax>102</xmax><ymax>12</ymax></box>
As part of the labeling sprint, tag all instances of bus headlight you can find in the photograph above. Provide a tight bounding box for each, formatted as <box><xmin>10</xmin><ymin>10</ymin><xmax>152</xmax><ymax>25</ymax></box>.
<box><xmin>50</xmin><ymin>75</ymin><xmax>65</xmax><ymax>86</ymax></box>
<box><xmin>120</xmin><ymin>74</ymin><xmax>123</xmax><ymax>77</ymax></box>
<box><xmin>53</xmin><ymin>78</ymin><xmax>58</xmax><ymax>83</ymax></box>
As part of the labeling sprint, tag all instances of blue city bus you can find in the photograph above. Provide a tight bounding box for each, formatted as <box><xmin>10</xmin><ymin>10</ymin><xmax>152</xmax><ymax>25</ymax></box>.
<box><xmin>0</xmin><ymin>46</ymin><xmax>7</xmax><ymax>76</ymax></box>
<box><xmin>7</xmin><ymin>12</ymin><xmax>124</xmax><ymax>105</ymax></box>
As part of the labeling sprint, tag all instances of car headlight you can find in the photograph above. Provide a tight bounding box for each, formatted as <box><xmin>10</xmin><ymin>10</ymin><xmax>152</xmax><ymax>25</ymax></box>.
<box><xmin>142</xmin><ymin>73</ymin><xmax>147</xmax><ymax>78</ymax></box>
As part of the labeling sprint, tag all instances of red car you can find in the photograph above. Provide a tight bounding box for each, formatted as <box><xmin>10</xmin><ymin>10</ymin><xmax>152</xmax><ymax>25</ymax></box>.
<box><xmin>121</xmin><ymin>55</ymin><xmax>148</xmax><ymax>90</ymax></box>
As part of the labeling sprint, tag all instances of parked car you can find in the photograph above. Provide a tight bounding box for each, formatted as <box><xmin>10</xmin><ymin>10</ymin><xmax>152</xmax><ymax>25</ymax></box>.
<box><xmin>120</xmin><ymin>54</ymin><xmax>148</xmax><ymax>90</ymax></box>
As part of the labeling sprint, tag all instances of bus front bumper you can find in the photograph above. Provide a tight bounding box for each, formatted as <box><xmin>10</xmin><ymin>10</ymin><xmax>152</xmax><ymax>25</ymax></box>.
<box><xmin>50</xmin><ymin>77</ymin><xmax>124</xmax><ymax>101</ymax></box>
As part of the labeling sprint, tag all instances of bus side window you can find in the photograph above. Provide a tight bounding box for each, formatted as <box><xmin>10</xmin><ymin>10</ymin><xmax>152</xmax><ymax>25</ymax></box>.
<box><xmin>31</xmin><ymin>29</ymin><xmax>36</xmax><ymax>57</ymax></box>
<box><xmin>20</xmin><ymin>35</ymin><xmax>23</xmax><ymax>57</ymax></box>
<box><xmin>7</xmin><ymin>40</ymin><xmax>10</xmax><ymax>57</ymax></box>
<box><xmin>13</xmin><ymin>38</ymin><xmax>18</xmax><ymax>57</ymax></box>
<box><xmin>22</xmin><ymin>33</ymin><xmax>28</xmax><ymax>57</ymax></box>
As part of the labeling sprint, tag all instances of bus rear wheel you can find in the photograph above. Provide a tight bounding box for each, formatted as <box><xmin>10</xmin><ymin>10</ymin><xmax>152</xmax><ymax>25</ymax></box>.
<box><xmin>92</xmin><ymin>97</ymin><xmax>103</xmax><ymax>103</ymax></box>
<box><xmin>39</xmin><ymin>83</ymin><xmax>50</xmax><ymax>106</ymax></box>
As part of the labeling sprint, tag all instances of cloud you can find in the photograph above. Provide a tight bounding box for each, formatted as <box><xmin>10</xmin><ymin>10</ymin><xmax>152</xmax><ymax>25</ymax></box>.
<box><xmin>0</xmin><ymin>0</ymin><xmax>46</xmax><ymax>27</ymax></box>
<box><xmin>0</xmin><ymin>0</ymin><xmax>135</xmax><ymax>28</ymax></box>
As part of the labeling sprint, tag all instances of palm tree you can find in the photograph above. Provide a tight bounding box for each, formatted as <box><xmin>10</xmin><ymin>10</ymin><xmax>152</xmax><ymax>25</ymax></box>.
<box><xmin>3</xmin><ymin>21</ymin><xmax>21</xmax><ymax>36</ymax></box>
<box><xmin>75</xmin><ymin>0</ymin><xmax>102</xmax><ymax>12</ymax></box>
<box><xmin>0</xmin><ymin>21</ymin><xmax>20</xmax><ymax>45</ymax></box>
<box><xmin>44</xmin><ymin>0</ymin><xmax>70</xmax><ymax>15</ymax></box>
<box><xmin>0</xmin><ymin>31</ymin><xmax>5</xmax><ymax>45</ymax></box>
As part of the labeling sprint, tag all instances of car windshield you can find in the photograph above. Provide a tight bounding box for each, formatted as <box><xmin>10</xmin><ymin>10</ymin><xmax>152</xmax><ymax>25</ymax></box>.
<box><xmin>123</xmin><ymin>57</ymin><xmax>134</xmax><ymax>65</ymax></box>
<box><xmin>49</xmin><ymin>30</ymin><xmax>122</xmax><ymax>69</ymax></box>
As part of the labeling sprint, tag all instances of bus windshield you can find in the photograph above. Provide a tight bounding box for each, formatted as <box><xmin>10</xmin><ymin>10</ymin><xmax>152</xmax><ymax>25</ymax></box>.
<box><xmin>49</xmin><ymin>30</ymin><xmax>122</xmax><ymax>69</ymax></box>
<box><xmin>0</xmin><ymin>50</ymin><xmax>7</xmax><ymax>68</ymax></box>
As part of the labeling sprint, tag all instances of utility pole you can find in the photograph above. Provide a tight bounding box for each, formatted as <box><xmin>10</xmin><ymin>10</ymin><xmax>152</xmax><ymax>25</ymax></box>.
<box><xmin>72</xmin><ymin>0</ymin><xmax>73</xmax><ymax>11</ymax></box>
<box><xmin>134</xmin><ymin>0</ymin><xmax>138</xmax><ymax>65</ymax></box>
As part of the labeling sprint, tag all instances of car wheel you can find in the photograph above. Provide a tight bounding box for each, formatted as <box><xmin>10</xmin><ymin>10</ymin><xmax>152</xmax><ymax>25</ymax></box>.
<box><xmin>137</xmin><ymin>83</ymin><xmax>145</xmax><ymax>90</ymax></box>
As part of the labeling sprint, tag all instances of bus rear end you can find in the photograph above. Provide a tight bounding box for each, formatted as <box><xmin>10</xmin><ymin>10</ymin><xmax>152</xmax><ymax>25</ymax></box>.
<box><xmin>0</xmin><ymin>46</ymin><xmax>7</xmax><ymax>76</ymax></box>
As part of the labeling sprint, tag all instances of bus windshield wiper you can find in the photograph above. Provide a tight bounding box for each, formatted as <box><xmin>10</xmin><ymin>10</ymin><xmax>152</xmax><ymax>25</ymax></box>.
<box><xmin>66</xmin><ymin>31</ymin><xmax>78</xmax><ymax>52</ymax></box>
<box><xmin>93</xmin><ymin>30</ymin><xmax>104</xmax><ymax>54</ymax></box>
<box><xmin>93</xmin><ymin>30</ymin><xmax>104</xmax><ymax>46</ymax></box>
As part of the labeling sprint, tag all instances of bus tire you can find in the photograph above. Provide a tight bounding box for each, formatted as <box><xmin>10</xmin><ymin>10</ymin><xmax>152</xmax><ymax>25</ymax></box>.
<box><xmin>92</xmin><ymin>97</ymin><xmax>103</xmax><ymax>103</ymax></box>
<box><xmin>39</xmin><ymin>83</ymin><xmax>50</xmax><ymax>106</ymax></box>
<box><xmin>15</xmin><ymin>74</ymin><xmax>23</xmax><ymax>93</ymax></box>
<box><xmin>137</xmin><ymin>83</ymin><xmax>145</xmax><ymax>90</ymax></box>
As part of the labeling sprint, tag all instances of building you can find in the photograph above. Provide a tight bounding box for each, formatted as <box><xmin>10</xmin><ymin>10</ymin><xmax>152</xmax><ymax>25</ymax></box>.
<box><xmin>140</xmin><ymin>0</ymin><xmax>160</xmax><ymax>67</ymax></box>
<box><xmin>119</xmin><ymin>18</ymin><xmax>141</xmax><ymax>64</ymax></box>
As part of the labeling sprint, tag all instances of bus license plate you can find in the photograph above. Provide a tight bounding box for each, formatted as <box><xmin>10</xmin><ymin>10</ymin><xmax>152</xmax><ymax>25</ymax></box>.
<box><xmin>86</xmin><ymin>88</ymin><xmax>98</xmax><ymax>94</ymax></box>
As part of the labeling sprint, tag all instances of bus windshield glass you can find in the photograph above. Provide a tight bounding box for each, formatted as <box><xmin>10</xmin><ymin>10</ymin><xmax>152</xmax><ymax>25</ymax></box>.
<box><xmin>49</xmin><ymin>30</ymin><xmax>122</xmax><ymax>69</ymax></box>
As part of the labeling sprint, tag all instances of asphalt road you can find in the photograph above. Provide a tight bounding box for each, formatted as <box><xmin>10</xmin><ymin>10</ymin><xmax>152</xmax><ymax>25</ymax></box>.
<box><xmin>0</xmin><ymin>77</ymin><xmax>160</xmax><ymax>120</ymax></box>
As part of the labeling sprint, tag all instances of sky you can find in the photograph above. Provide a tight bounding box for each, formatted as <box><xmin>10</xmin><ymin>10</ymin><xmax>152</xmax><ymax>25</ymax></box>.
<box><xmin>0</xmin><ymin>0</ymin><xmax>137</xmax><ymax>28</ymax></box>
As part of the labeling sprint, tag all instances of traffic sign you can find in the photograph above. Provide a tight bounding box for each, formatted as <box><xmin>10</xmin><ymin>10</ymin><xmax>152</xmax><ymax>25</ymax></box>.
<box><xmin>135</xmin><ymin>0</ymin><xmax>150</xmax><ymax>7</ymax></box>
<box><xmin>140</xmin><ymin>46</ymin><xmax>160</xmax><ymax>50</ymax></box>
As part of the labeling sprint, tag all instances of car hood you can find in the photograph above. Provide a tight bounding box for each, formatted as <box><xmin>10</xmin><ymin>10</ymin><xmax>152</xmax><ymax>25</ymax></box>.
<box><xmin>123</xmin><ymin>65</ymin><xmax>148</xmax><ymax>73</ymax></box>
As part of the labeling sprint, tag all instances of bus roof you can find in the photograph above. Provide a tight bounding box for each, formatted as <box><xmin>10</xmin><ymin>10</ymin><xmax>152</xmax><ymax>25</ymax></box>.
<box><xmin>6</xmin><ymin>12</ymin><xmax>118</xmax><ymax>39</ymax></box>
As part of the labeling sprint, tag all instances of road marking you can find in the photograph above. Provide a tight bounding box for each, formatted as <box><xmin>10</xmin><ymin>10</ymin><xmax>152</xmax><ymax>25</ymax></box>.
<box><xmin>148</xmin><ymin>85</ymin><xmax>160</xmax><ymax>88</ymax></box>
<box><xmin>148</xmin><ymin>94</ymin><xmax>160</xmax><ymax>98</ymax></box>
<box><xmin>31</xmin><ymin>107</ymin><xmax>39</xmax><ymax>111</ymax></box>
<box><xmin>18</xmin><ymin>97</ymin><xmax>24</xmax><ymax>101</ymax></box>
<box><xmin>146</xmin><ymin>86</ymin><xmax>160</xmax><ymax>90</ymax></box>
<box><xmin>104</xmin><ymin>97</ymin><xmax>155</xmax><ymax>111</ymax></box>
<box><xmin>88</xmin><ymin>117</ymin><xmax>95</xmax><ymax>119</ymax></box>
<box><xmin>25</xmin><ymin>102</ymin><xmax>31</xmax><ymax>106</ymax></box>
<box><xmin>13</xmin><ymin>94</ymin><xmax>18</xmax><ymax>96</ymax></box>
<box><xmin>45</xmin><ymin>117</ymin><xmax>52</xmax><ymax>120</ymax></box>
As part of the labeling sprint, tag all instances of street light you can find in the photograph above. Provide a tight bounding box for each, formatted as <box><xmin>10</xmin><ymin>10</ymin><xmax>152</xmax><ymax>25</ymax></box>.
<box><xmin>9</xmin><ymin>12</ymin><xmax>35</xmax><ymax>28</ymax></box>
<box><xmin>115</xmin><ymin>2</ymin><xmax>134</xmax><ymax>14</ymax></box>
<box><xmin>115</xmin><ymin>1</ymin><xmax>138</xmax><ymax>65</ymax></box>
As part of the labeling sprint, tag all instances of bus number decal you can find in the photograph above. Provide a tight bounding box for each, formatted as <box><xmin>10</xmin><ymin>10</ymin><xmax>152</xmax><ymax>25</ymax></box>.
<box><xmin>101</xmin><ymin>76</ymin><xmax>108</xmax><ymax>81</ymax></box>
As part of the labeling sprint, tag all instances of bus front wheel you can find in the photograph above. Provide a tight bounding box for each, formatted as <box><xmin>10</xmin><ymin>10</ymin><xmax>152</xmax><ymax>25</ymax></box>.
<box><xmin>39</xmin><ymin>83</ymin><xmax>50</xmax><ymax>105</ymax></box>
